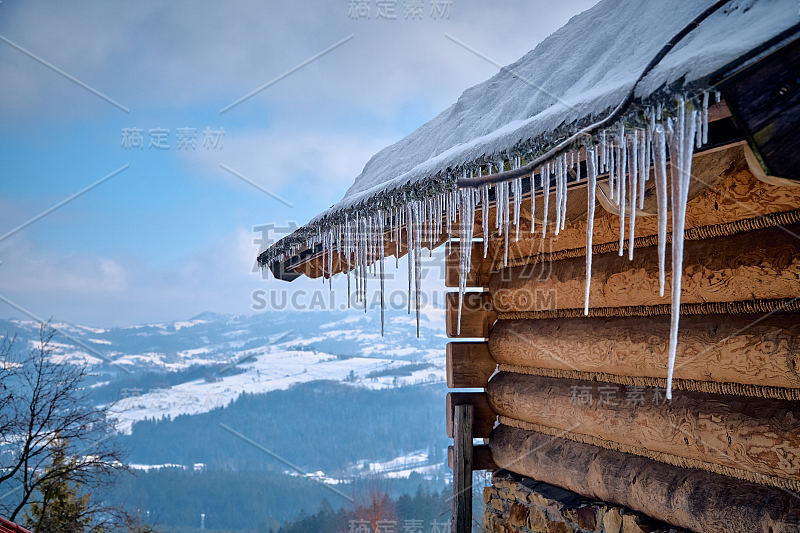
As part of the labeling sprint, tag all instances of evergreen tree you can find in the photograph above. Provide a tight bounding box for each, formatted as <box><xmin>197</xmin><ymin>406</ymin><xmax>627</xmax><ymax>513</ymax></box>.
<box><xmin>25</xmin><ymin>439</ymin><xmax>92</xmax><ymax>533</ymax></box>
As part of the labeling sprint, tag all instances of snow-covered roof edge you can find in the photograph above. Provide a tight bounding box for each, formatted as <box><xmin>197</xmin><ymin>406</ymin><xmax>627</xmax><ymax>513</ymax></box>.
<box><xmin>260</xmin><ymin>0</ymin><xmax>798</xmax><ymax>267</ymax></box>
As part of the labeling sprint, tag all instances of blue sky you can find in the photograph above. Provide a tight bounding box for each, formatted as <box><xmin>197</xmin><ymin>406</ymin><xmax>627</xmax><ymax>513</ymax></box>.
<box><xmin>0</xmin><ymin>0</ymin><xmax>595</xmax><ymax>326</ymax></box>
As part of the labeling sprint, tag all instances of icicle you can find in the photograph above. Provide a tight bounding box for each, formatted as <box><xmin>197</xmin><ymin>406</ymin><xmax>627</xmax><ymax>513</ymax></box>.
<box><xmin>541</xmin><ymin>164</ymin><xmax>550</xmax><ymax>238</ymax></box>
<box><xmin>398</xmin><ymin>206</ymin><xmax>404</xmax><ymax>267</ymax></box>
<box><xmin>654</xmin><ymin>124</ymin><xmax>668</xmax><ymax>297</ymax></box>
<box><xmin>413</xmin><ymin>201</ymin><xmax>422</xmax><ymax>337</ymax></box>
<box><xmin>378</xmin><ymin>212</ymin><xmax>385</xmax><ymax>335</ymax></box>
<box><xmin>329</xmin><ymin>229</ymin><xmax>335</xmax><ymax>291</ymax></box>
<box><xmin>617</xmin><ymin>128</ymin><xmax>626</xmax><ymax>255</ymax></box>
<box><xmin>502</xmin><ymin>176</ymin><xmax>510</xmax><ymax>266</ymax></box>
<box><xmin>321</xmin><ymin>230</ymin><xmax>326</xmax><ymax>286</ymax></box>
<box><xmin>456</xmin><ymin>188</ymin><xmax>476</xmax><ymax>336</ymax></box>
<box><xmin>554</xmin><ymin>157</ymin><xmax>562</xmax><ymax>235</ymax></box>
<box><xmin>638</xmin><ymin>129</ymin><xmax>647</xmax><ymax>210</ymax></box>
<box><xmin>513</xmin><ymin>177</ymin><xmax>522</xmax><ymax>242</ymax></box>
<box><xmin>575</xmin><ymin>148</ymin><xmax>581</xmax><ymax>183</ymax></box>
<box><xmin>702</xmin><ymin>91</ymin><xmax>709</xmax><ymax>145</ymax></box>
<box><xmin>345</xmin><ymin>215</ymin><xmax>352</xmax><ymax>308</ymax></box>
<box><xmin>481</xmin><ymin>184</ymin><xmax>490</xmax><ymax>258</ymax></box>
<box><xmin>362</xmin><ymin>218</ymin><xmax>368</xmax><ymax>312</ymax></box>
<box><xmin>665</xmin><ymin>98</ymin><xmax>698</xmax><ymax>400</ymax></box>
<box><xmin>600</xmin><ymin>130</ymin><xmax>607</xmax><ymax>172</ymax></box>
<box><xmin>560</xmin><ymin>153</ymin><xmax>568</xmax><ymax>231</ymax></box>
<box><xmin>628</xmin><ymin>131</ymin><xmax>638</xmax><ymax>261</ymax></box>
<box><xmin>585</xmin><ymin>145</ymin><xmax>598</xmax><ymax>315</ymax></box>
<box><xmin>406</xmin><ymin>204</ymin><xmax>413</xmax><ymax>315</ymax></box>
<box><xmin>529</xmin><ymin>171</ymin><xmax>536</xmax><ymax>235</ymax></box>
<box><xmin>608</xmin><ymin>135</ymin><xmax>615</xmax><ymax>202</ymax></box>
<box><xmin>494</xmin><ymin>182</ymin><xmax>502</xmax><ymax>233</ymax></box>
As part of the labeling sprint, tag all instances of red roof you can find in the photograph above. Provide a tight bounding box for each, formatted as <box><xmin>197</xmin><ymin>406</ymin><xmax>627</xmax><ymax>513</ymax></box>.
<box><xmin>0</xmin><ymin>517</ymin><xmax>32</xmax><ymax>533</ymax></box>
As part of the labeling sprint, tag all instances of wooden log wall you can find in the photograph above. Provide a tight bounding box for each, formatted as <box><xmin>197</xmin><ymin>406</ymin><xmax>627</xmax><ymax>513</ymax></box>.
<box><xmin>487</xmin><ymin>372</ymin><xmax>800</xmax><ymax>490</ymax></box>
<box><xmin>481</xmin><ymin>154</ymin><xmax>800</xmax><ymax>532</ymax></box>
<box><xmin>490</xmin><ymin>425</ymin><xmax>800</xmax><ymax>533</ymax></box>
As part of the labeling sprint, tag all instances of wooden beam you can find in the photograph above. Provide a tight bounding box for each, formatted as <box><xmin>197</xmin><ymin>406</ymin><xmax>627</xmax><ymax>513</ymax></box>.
<box><xmin>446</xmin><ymin>392</ymin><xmax>495</xmax><ymax>439</ymax></box>
<box><xmin>446</xmin><ymin>342</ymin><xmax>496</xmax><ymax>388</ymax></box>
<box><xmin>448</xmin><ymin>444</ymin><xmax>496</xmax><ymax>471</ymax></box>
<box><xmin>446</xmin><ymin>292</ymin><xmax>496</xmax><ymax>338</ymax></box>
<box><xmin>488</xmin><ymin>313</ymin><xmax>800</xmax><ymax>391</ymax></box>
<box><xmin>452</xmin><ymin>404</ymin><xmax>473</xmax><ymax>533</ymax></box>
<box><xmin>445</xmin><ymin>241</ymin><xmax>489</xmax><ymax>288</ymax></box>
<box><xmin>490</xmin><ymin>424</ymin><xmax>800</xmax><ymax>533</ymax></box>
<box><xmin>720</xmin><ymin>33</ymin><xmax>800</xmax><ymax>181</ymax></box>
<box><xmin>487</xmin><ymin>372</ymin><xmax>800</xmax><ymax>486</ymax></box>
<box><xmin>489</xmin><ymin>223</ymin><xmax>800</xmax><ymax>313</ymax></box>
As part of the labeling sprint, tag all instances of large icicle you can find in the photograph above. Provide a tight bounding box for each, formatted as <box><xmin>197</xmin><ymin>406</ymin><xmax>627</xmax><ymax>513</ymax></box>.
<box><xmin>584</xmin><ymin>145</ymin><xmax>598</xmax><ymax>315</ymax></box>
<box><xmin>529</xmin><ymin>171</ymin><xmax>536</xmax><ymax>235</ymax></box>
<box><xmin>457</xmin><ymin>188</ymin><xmax>476</xmax><ymax>335</ymax></box>
<box><xmin>541</xmin><ymin>164</ymin><xmax>550</xmax><ymax>237</ymax></box>
<box><xmin>638</xmin><ymin>129</ymin><xmax>647</xmax><ymax>210</ymax></box>
<box><xmin>554</xmin><ymin>157</ymin><xmax>562</xmax><ymax>235</ymax></box>
<box><xmin>378</xmin><ymin>212</ymin><xmax>385</xmax><ymax>335</ymax></box>
<box><xmin>628</xmin><ymin>131</ymin><xmax>638</xmax><ymax>260</ymax></box>
<box><xmin>481</xmin><ymin>184</ymin><xmax>490</xmax><ymax>258</ymax></box>
<box><xmin>513</xmin><ymin>177</ymin><xmax>522</xmax><ymax>242</ymax></box>
<box><xmin>345</xmin><ymin>215</ymin><xmax>352</xmax><ymax>308</ymax></box>
<box><xmin>653</xmin><ymin>124</ymin><xmax>669</xmax><ymax>297</ymax></box>
<box><xmin>617</xmin><ymin>126</ymin><xmax>626</xmax><ymax>255</ymax></box>
<box><xmin>560</xmin><ymin>153</ymin><xmax>568</xmax><ymax>231</ymax></box>
<box><xmin>406</xmin><ymin>204</ymin><xmax>413</xmax><ymax>315</ymax></box>
<box><xmin>413</xmin><ymin>201</ymin><xmax>422</xmax><ymax>337</ymax></box>
<box><xmin>665</xmin><ymin>98</ymin><xmax>698</xmax><ymax>400</ymax></box>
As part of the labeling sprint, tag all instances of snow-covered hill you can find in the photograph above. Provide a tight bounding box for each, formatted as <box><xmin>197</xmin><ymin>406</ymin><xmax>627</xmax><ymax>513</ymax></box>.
<box><xmin>0</xmin><ymin>307</ymin><xmax>447</xmax><ymax>433</ymax></box>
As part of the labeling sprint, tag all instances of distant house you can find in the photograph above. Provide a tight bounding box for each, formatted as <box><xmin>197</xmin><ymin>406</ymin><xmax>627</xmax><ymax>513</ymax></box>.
<box><xmin>0</xmin><ymin>517</ymin><xmax>32</xmax><ymax>533</ymax></box>
<box><xmin>260</xmin><ymin>1</ymin><xmax>800</xmax><ymax>531</ymax></box>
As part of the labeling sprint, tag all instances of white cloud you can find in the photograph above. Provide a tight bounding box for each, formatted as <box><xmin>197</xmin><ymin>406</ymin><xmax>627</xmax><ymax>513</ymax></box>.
<box><xmin>0</xmin><ymin>0</ymin><xmax>598</xmax><ymax>119</ymax></box>
<box><xmin>0</xmin><ymin>236</ymin><xmax>128</xmax><ymax>295</ymax></box>
<box><xmin>181</xmin><ymin>126</ymin><xmax>393</xmax><ymax>203</ymax></box>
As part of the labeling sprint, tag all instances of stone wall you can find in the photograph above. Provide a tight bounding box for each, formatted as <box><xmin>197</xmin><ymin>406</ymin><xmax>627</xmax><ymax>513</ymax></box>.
<box><xmin>483</xmin><ymin>471</ymin><xmax>687</xmax><ymax>533</ymax></box>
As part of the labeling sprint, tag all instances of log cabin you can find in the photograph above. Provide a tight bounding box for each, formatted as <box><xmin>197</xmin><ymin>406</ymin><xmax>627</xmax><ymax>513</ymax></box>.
<box><xmin>259</xmin><ymin>1</ymin><xmax>800</xmax><ymax>531</ymax></box>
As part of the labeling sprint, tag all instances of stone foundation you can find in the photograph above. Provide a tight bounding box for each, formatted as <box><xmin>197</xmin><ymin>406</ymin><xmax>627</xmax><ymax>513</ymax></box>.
<box><xmin>483</xmin><ymin>470</ymin><xmax>687</xmax><ymax>533</ymax></box>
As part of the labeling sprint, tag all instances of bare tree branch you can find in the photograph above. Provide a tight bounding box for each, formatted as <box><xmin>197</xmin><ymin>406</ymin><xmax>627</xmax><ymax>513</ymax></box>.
<box><xmin>0</xmin><ymin>323</ymin><xmax>126</xmax><ymax>524</ymax></box>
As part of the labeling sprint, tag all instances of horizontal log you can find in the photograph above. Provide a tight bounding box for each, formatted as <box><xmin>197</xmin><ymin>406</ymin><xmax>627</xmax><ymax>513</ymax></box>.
<box><xmin>446</xmin><ymin>392</ymin><xmax>495</xmax><ymax>439</ymax></box>
<box><xmin>445</xmin><ymin>242</ymin><xmax>490</xmax><ymax>288</ymax></box>
<box><xmin>448</xmin><ymin>444</ymin><xmax>496</xmax><ymax>471</ymax></box>
<box><xmin>488</xmin><ymin>313</ymin><xmax>800</xmax><ymax>391</ymax></box>
<box><xmin>489</xmin><ymin>223</ymin><xmax>800</xmax><ymax>313</ymax></box>
<box><xmin>487</xmin><ymin>372</ymin><xmax>800</xmax><ymax>488</ymax></box>
<box><xmin>490</xmin><ymin>424</ymin><xmax>800</xmax><ymax>533</ymax></box>
<box><xmin>446</xmin><ymin>292</ymin><xmax>496</xmax><ymax>338</ymax></box>
<box><xmin>446</xmin><ymin>342</ymin><xmax>495</xmax><ymax>388</ymax></box>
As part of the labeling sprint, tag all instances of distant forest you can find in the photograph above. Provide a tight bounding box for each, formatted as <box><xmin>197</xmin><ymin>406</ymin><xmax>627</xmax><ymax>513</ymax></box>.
<box><xmin>119</xmin><ymin>381</ymin><xmax>450</xmax><ymax>473</ymax></box>
<box><xmin>102</xmin><ymin>469</ymin><xmax>451</xmax><ymax>531</ymax></box>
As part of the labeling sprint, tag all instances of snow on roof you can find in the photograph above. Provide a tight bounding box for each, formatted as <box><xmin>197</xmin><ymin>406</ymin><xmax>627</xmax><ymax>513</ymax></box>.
<box><xmin>266</xmin><ymin>0</ymin><xmax>796</xmax><ymax>258</ymax></box>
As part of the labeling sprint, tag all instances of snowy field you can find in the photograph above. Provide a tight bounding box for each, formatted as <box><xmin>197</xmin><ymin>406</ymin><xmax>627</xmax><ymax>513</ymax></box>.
<box><xmin>109</xmin><ymin>345</ymin><xmax>444</xmax><ymax>434</ymax></box>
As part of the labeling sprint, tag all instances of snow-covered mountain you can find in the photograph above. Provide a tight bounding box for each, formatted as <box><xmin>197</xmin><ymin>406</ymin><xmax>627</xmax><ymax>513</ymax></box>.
<box><xmin>0</xmin><ymin>307</ymin><xmax>447</xmax><ymax>433</ymax></box>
